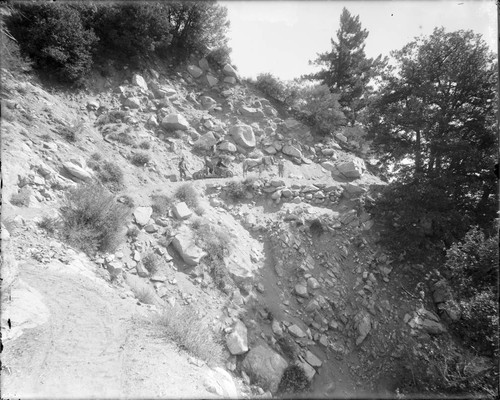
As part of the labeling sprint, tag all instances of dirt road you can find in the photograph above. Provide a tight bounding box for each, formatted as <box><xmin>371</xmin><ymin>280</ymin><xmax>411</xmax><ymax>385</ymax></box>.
<box><xmin>1</xmin><ymin>260</ymin><xmax>222</xmax><ymax>399</ymax></box>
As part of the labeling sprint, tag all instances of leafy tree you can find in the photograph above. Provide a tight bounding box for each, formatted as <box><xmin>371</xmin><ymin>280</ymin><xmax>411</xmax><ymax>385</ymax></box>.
<box><xmin>306</xmin><ymin>7</ymin><xmax>386</xmax><ymax>124</ymax></box>
<box><xmin>367</xmin><ymin>28</ymin><xmax>498</xmax><ymax>256</ymax></box>
<box><xmin>87</xmin><ymin>2</ymin><xmax>172</xmax><ymax>63</ymax></box>
<box><xmin>166</xmin><ymin>1</ymin><xmax>230</xmax><ymax>62</ymax></box>
<box><xmin>7</xmin><ymin>3</ymin><xmax>98</xmax><ymax>83</ymax></box>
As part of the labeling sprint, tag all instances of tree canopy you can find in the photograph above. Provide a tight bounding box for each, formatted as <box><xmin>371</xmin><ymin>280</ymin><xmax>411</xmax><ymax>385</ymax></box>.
<box><xmin>306</xmin><ymin>7</ymin><xmax>386</xmax><ymax>125</ymax></box>
<box><xmin>367</xmin><ymin>27</ymin><xmax>497</xmax><ymax>257</ymax></box>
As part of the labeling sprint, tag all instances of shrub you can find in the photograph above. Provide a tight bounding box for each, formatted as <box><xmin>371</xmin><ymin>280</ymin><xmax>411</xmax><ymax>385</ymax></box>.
<box><xmin>174</xmin><ymin>183</ymin><xmax>200</xmax><ymax>209</ymax></box>
<box><xmin>116</xmin><ymin>132</ymin><xmax>136</xmax><ymax>146</ymax></box>
<box><xmin>225</xmin><ymin>181</ymin><xmax>247</xmax><ymax>201</ymax></box>
<box><xmin>88</xmin><ymin>157</ymin><xmax>124</xmax><ymax>191</ymax></box>
<box><xmin>10</xmin><ymin>187</ymin><xmax>31</xmax><ymax>207</ymax></box>
<box><xmin>130</xmin><ymin>152</ymin><xmax>150</xmax><ymax>166</ymax></box>
<box><xmin>151</xmin><ymin>194</ymin><xmax>173</xmax><ymax>217</ymax></box>
<box><xmin>127</xmin><ymin>225</ymin><xmax>140</xmax><ymax>239</ymax></box>
<box><xmin>142</xmin><ymin>252</ymin><xmax>162</xmax><ymax>275</ymax></box>
<box><xmin>7</xmin><ymin>3</ymin><xmax>98</xmax><ymax>83</ymax></box>
<box><xmin>60</xmin><ymin>120</ymin><xmax>85</xmax><ymax>142</ymax></box>
<box><xmin>156</xmin><ymin>304</ymin><xmax>223</xmax><ymax>365</ymax></box>
<box><xmin>441</xmin><ymin>227</ymin><xmax>499</xmax><ymax>357</ymax></box>
<box><xmin>192</xmin><ymin>220</ymin><xmax>232</xmax><ymax>292</ymax></box>
<box><xmin>38</xmin><ymin>215</ymin><xmax>60</xmax><ymax>235</ymax></box>
<box><xmin>277</xmin><ymin>365</ymin><xmax>310</xmax><ymax>395</ymax></box>
<box><xmin>138</xmin><ymin>140</ymin><xmax>152</xmax><ymax>150</ymax></box>
<box><xmin>255</xmin><ymin>73</ymin><xmax>288</xmax><ymax>102</ymax></box>
<box><xmin>128</xmin><ymin>278</ymin><xmax>156</xmax><ymax>305</ymax></box>
<box><xmin>59</xmin><ymin>184</ymin><xmax>129</xmax><ymax>255</ymax></box>
<box><xmin>206</xmin><ymin>45</ymin><xmax>231</xmax><ymax>69</ymax></box>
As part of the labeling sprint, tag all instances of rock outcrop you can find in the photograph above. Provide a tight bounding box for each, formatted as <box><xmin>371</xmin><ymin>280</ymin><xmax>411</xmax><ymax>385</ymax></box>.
<box><xmin>242</xmin><ymin>344</ymin><xmax>288</xmax><ymax>393</ymax></box>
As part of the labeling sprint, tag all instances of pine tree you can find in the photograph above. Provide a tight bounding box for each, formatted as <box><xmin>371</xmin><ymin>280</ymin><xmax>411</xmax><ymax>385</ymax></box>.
<box><xmin>306</xmin><ymin>7</ymin><xmax>386</xmax><ymax>125</ymax></box>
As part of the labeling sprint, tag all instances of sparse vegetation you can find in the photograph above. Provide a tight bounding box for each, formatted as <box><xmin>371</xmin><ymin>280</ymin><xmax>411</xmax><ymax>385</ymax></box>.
<box><xmin>156</xmin><ymin>304</ymin><xmax>223</xmax><ymax>365</ymax></box>
<box><xmin>38</xmin><ymin>215</ymin><xmax>60</xmax><ymax>235</ymax></box>
<box><xmin>88</xmin><ymin>156</ymin><xmax>124</xmax><ymax>192</ymax></box>
<box><xmin>225</xmin><ymin>180</ymin><xmax>247</xmax><ymax>201</ymax></box>
<box><xmin>128</xmin><ymin>278</ymin><xmax>157</xmax><ymax>305</ymax></box>
<box><xmin>174</xmin><ymin>183</ymin><xmax>200</xmax><ymax>209</ymax></box>
<box><xmin>142</xmin><ymin>251</ymin><xmax>162</xmax><ymax>275</ymax></box>
<box><xmin>127</xmin><ymin>225</ymin><xmax>140</xmax><ymax>239</ymax></box>
<box><xmin>10</xmin><ymin>187</ymin><xmax>31</xmax><ymax>207</ymax></box>
<box><xmin>138</xmin><ymin>140</ymin><xmax>152</xmax><ymax>150</ymax></box>
<box><xmin>151</xmin><ymin>194</ymin><xmax>173</xmax><ymax>218</ymax></box>
<box><xmin>277</xmin><ymin>365</ymin><xmax>310</xmax><ymax>395</ymax></box>
<box><xmin>191</xmin><ymin>219</ymin><xmax>232</xmax><ymax>292</ymax></box>
<box><xmin>60</xmin><ymin>120</ymin><xmax>85</xmax><ymax>142</ymax></box>
<box><xmin>58</xmin><ymin>184</ymin><xmax>129</xmax><ymax>255</ymax></box>
<box><xmin>130</xmin><ymin>151</ymin><xmax>151</xmax><ymax>167</ymax></box>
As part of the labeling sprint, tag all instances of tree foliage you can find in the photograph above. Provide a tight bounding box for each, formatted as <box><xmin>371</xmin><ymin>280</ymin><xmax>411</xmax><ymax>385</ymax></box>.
<box><xmin>6</xmin><ymin>1</ymin><xmax>231</xmax><ymax>83</ymax></box>
<box><xmin>367</xmin><ymin>28</ymin><xmax>498</xmax><ymax>258</ymax></box>
<box><xmin>306</xmin><ymin>7</ymin><xmax>386</xmax><ymax>124</ymax></box>
<box><xmin>7</xmin><ymin>3</ymin><xmax>98</xmax><ymax>83</ymax></box>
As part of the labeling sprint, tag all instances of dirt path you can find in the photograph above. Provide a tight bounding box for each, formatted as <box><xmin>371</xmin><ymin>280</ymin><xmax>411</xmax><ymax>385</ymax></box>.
<box><xmin>2</xmin><ymin>261</ymin><xmax>134</xmax><ymax>398</ymax></box>
<box><xmin>2</xmin><ymin>258</ymin><xmax>235</xmax><ymax>399</ymax></box>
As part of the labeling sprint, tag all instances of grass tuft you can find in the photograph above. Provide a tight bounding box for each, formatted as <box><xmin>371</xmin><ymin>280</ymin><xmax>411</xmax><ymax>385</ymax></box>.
<box><xmin>174</xmin><ymin>183</ymin><xmax>200</xmax><ymax>209</ymax></box>
<box><xmin>59</xmin><ymin>184</ymin><xmax>129</xmax><ymax>255</ymax></box>
<box><xmin>156</xmin><ymin>304</ymin><xmax>223</xmax><ymax>365</ymax></box>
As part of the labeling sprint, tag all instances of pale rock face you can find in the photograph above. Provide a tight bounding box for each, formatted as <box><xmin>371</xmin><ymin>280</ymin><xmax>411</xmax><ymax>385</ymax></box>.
<box><xmin>133</xmin><ymin>206</ymin><xmax>153</xmax><ymax>226</ymax></box>
<box><xmin>242</xmin><ymin>345</ymin><xmax>288</xmax><ymax>393</ymax></box>
<box><xmin>171</xmin><ymin>226</ymin><xmax>206</xmax><ymax>266</ymax></box>
<box><xmin>132</xmin><ymin>74</ymin><xmax>148</xmax><ymax>91</ymax></box>
<box><xmin>223</xmin><ymin>64</ymin><xmax>239</xmax><ymax>79</ymax></box>
<box><xmin>63</xmin><ymin>162</ymin><xmax>93</xmax><ymax>182</ymax></box>
<box><xmin>224</xmin><ymin>77</ymin><xmax>237</xmax><ymax>85</ymax></box>
<box><xmin>172</xmin><ymin>202</ymin><xmax>192</xmax><ymax>220</ymax></box>
<box><xmin>199</xmin><ymin>58</ymin><xmax>210</xmax><ymax>71</ymax></box>
<box><xmin>187</xmin><ymin>65</ymin><xmax>203</xmax><ymax>78</ymax></box>
<box><xmin>226</xmin><ymin>320</ymin><xmax>248</xmax><ymax>355</ymax></box>
<box><xmin>161</xmin><ymin>114</ymin><xmax>190</xmax><ymax>131</ymax></box>
<box><xmin>229</xmin><ymin>124</ymin><xmax>256</xmax><ymax>149</ymax></box>
<box><xmin>218</xmin><ymin>141</ymin><xmax>237</xmax><ymax>153</ymax></box>
<box><xmin>124</xmin><ymin>97</ymin><xmax>141</xmax><ymax>109</ymax></box>
<box><xmin>282</xmin><ymin>145</ymin><xmax>303</xmax><ymax>159</ymax></box>
<box><xmin>194</xmin><ymin>132</ymin><xmax>218</xmax><ymax>150</ymax></box>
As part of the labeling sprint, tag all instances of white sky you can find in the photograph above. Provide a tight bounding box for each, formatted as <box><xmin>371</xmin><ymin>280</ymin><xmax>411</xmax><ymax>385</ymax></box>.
<box><xmin>221</xmin><ymin>0</ymin><xmax>497</xmax><ymax>80</ymax></box>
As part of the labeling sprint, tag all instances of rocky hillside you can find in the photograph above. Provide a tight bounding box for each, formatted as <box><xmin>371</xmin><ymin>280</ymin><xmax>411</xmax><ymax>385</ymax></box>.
<box><xmin>1</xmin><ymin>57</ymin><xmax>465</xmax><ymax>398</ymax></box>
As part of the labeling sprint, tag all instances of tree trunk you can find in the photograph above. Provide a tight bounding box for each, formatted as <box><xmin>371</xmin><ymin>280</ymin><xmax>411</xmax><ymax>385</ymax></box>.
<box><xmin>415</xmin><ymin>129</ymin><xmax>422</xmax><ymax>174</ymax></box>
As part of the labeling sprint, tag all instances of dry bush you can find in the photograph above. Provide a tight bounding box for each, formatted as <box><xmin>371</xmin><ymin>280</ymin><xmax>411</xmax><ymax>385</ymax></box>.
<box><xmin>88</xmin><ymin>155</ymin><xmax>124</xmax><ymax>191</ymax></box>
<box><xmin>151</xmin><ymin>194</ymin><xmax>173</xmax><ymax>217</ymax></box>
<box><xmin>174</xmin><ymin>183</ymin><xmax>200</xmax><ymax>209</ymax></box>
<box><xmin>128</xmin><ymin>279</ymin><xmax>156</xmax><ymax>305</ymax></box>
<box><xmin>59</xmin><ymin>184</ymin><xmax>129</xmax><ymax>255</ymax></box>
<box><xmin>142</xmin><ymin>251</ymin><xmax>162</xmax><ymax>274</ymax></box>
<box><xmin>156</xmin><ymin>304</ymin><xmax>223</xmax><ymax>365</ymax></box>
<box><xmin>130</xmin><ymin>151</ymin><xmax>150</xmax><ymax>166</ymax></box>
<box><xmin>139</xmin><ymin>140</ymin><xmax>152</xmax><ymax>149</ymax></box>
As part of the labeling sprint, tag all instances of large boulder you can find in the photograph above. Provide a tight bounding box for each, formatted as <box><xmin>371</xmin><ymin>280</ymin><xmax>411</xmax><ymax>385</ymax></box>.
<box><xmin>204</xmin><ymin>367</ymin><xmax>238</xmax><ymax>398</ymax></box>
<box><xmin>355</xmin><ymin>311</ymin><xmax>371</xmax><ymax>346</ymax></box>
<box><xmin>200</xmin><ymin>96</ymin><xmax>218</xmax><ymax>109</ymax></box>
<box><xmin>229</xmin><ymin>124</ymin><xmax>256</xmax><ymax>149</ymax></box>
<box><xmin>187</xmin><ymin>65</ymin><xmax>203</xmax><ymax>78</ymax></box>
<box><xmin>132</xmin><ymin>74</ymin><xmax>148</xmax><ymax>91</ymax></box>
<box><xmin>282</xmin><ymin>145</ymin><xmax>303</xmax><ymax>159</ymax></box>
<box><xmin>218</xmin><ymin>141</ymin><xmax>237</xmax><ymax>153</ymax></box>
<box><xmin>63</xmin><ymin>162</ymin><xmax>93</xmax><ymax>182</ymax></box>
<box><xmin>162</xmin><ymin>114</ymin><xmax>190</xmax><ymax>131</ymax></box>
<box><xmin>432</xmin><ymin>279</ymin><xmax>461</xmax><ymax>323</ymax></box>
<box><xmin>226</xmin><ymin>320</ymin><xmax>248</xmax><ymax>355</ymax></box>
<box><xmin>172</xmin><ymin>226</ymin><xmax>206</xmax><ymax>266</ymax></box>
<box><xmin>123</xmin><ymin>97</ymin><xmax>141</xmax><ymax>109</ymax></box>
<box><xmin>223</xmin><ymin>64</ymin><xmax>239</xmax><ymax>79</ymax></box>
<box><xmin>133</xmin><ymin>206</ymin><xmax>153</xmax><ymax>226</ymax></box>
<box><xmin>172</xmin><ymin>202</ymin><xmax>192</xmax><ymax>220</ymax></box>
<box><xmin>239</xmin><ymin>106</ymin><xmax>265</xmax><ymax>119</ymax></box>
<box><xmin>242</xmin><ymin>345</ymin><xmax>288</xmax><ymax>393</ymax></box>
<box><xmin>194</xmin><ymin>132</ymin><xmax>218</xmax><ymax>150</ymax></box>
<box><xmin>335</xmin><ymin>158</ymin><xmax>366</xmax><ymax>179</ymax></box>
<box><xmin>199</xmin><ymin>58</ymin><xmax>210</xmax><ymax>71</ymax></box>
<box><xmin>205</xmin><ymin>75</ymin><xmax>218</xmax><ymax>87</ymax></box>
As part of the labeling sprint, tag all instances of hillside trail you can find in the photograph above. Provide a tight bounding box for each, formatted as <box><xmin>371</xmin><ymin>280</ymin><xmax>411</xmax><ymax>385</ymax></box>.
<box><xmin>1</xmin><ymin>258</ymin><xmax>220</xmax><ymax>399</ymax></box>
